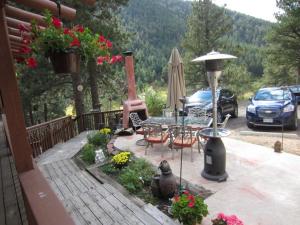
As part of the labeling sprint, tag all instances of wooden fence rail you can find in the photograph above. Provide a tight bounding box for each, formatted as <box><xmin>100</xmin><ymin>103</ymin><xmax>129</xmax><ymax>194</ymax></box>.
<box><xmin>26</xmin><ymin>110</ymin><xmax>123</xmax><ymax>157</ymax></box>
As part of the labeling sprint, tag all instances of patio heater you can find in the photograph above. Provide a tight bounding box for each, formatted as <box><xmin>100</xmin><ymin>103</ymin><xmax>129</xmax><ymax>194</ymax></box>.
<box><xmin>192</xmin><ymin>51</ymin><xmax>236</xmax><ymax>182</ymax></box>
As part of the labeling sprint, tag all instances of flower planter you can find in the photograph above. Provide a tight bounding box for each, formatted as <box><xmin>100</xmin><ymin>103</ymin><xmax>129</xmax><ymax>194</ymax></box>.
<box><xmin>49</xmin><ymin>51</ymin><xmax>80</xmax><ymax>74</ymax></box>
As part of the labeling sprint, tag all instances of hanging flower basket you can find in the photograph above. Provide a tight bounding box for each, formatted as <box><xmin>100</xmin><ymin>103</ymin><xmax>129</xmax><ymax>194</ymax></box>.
<box><xmin>49</xmin><ymin>51</ymin><xmax>80</xmax><ymax>74</ymax></box>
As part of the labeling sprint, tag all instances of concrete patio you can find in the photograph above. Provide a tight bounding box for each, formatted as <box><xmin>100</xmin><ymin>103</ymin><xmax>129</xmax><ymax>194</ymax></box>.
<box><xmin>115</xmin><ymin>134</ymin><xmax>300</xmax><ymax>225</ymax></box>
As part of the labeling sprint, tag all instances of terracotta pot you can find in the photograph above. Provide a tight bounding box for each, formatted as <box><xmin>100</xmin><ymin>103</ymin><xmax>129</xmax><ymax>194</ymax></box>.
<box><xmin>49</xmin><ymin>51</ymin><xmax>80</xmax><ymax>74</ymax></box>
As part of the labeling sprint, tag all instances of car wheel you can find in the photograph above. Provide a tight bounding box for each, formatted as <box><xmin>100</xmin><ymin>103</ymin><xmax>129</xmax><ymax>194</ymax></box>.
<box><xmin>217</xmin><ymin>110</ymin><xmax>223</xmax><ymax>123</ymax></box>
<box><xmin>231</xmin><ymin>104</ymin><xmax>238</xmax><ymax>118</ymax></box>
<box><xmin>287</xmin><ymin>113</ymin><xmax>298</xmax><ymax>130</ymax></box>
<box><xmin>247</xmin><ymin>122</ymin><xmax>254</xmax><ymax>129</ymax></box>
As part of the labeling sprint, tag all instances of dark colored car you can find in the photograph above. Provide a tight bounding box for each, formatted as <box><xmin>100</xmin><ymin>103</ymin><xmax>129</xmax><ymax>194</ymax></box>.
<box><xmin>246</xmin><ymin>87</ymin><xmax>298</xmax><ymax>130</ymax></box>
<box><xmin>182</xmin><ymin>88</ymin><xmax>238</xmax><ymax>122</ymax></box>
<box><xmin>289</xmin><ymin>85</ymin><xmax>300</xmax><ymax>104</ymax></box>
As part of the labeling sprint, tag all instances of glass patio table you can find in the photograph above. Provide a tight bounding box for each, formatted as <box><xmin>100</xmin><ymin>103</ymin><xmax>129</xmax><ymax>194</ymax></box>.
<box><xmin>143</xmin><ymin>116</ymin><xmax>213</xmax><ymax>130</ymax></box>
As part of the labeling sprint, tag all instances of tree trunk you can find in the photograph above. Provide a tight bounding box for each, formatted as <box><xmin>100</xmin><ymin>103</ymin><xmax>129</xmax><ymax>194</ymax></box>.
<box><xmin>88</xmin><ymin>59</ymin><xmax>103</xmax><ymax>129</ymax></box>
<box><xmin>29</xmin><ymin>102</ymin><xmax>34</xmax><ymax>126</ymax></box>
<box><xmin>88</xmin><ymin>59</ymin><xmax>100</xmax><ymax>110</ymax></box>
<box><xmin>44</xmin><ymin>103</ymin><xmax>48</xmax><ymax>122</ymax></box>
<box><xmin>297</xmin><ymin>66</ymin><xmax>300</xmax><ymax>84</ymax></box>
<box><xmin>71</xmin><ymin>72</ymin><xmax>85</xmax><ymax>132</ymax></box>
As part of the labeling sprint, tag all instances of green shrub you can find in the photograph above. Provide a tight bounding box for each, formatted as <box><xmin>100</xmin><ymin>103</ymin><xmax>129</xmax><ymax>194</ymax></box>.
<box><xmin>144</xmin><ymin>86</ymin><xmax>167</xmax><ymax>116</ymax></box>
<box><xmin>87</xmin><ymin>131</ymin><xmax>108</xmax><ymax>147</ymax></box>
<box><xmin>118</xmin><ymin>169</ymin><xmax>143</xmax><ymax>193</ymax></box>
<box><xmin>101</xmin><ymin>163</ymin><xmax>119</xmax><ymax>175</ymax></box>
<box><xmin>128</xmin><ymin>159</ymin><xmax>155</xmax><ymax>186</ymax></box>
<box><xmin>81</xmin><ymin>144</ymin><xmax>96</xmax><ymax>164</ymax></box>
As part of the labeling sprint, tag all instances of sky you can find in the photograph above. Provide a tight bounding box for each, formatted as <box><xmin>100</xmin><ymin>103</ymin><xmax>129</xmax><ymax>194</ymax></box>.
<box><xmin>212</xmin><ymin>0</ymin><xmax>279</xmax><ymax>22</ymax></box>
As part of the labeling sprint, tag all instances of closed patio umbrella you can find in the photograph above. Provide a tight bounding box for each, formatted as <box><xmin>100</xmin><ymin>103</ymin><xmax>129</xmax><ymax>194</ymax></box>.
<box><xmin>167</xmin><ymin>47</ymin><xmax>186</xmax><ymax>113</ymax></box>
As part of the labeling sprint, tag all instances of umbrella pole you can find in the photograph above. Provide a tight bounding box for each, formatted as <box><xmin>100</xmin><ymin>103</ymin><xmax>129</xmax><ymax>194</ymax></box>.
<box><xmin>175</xmin><ymin>104</ymin><xmax>177</xmax><ymax>124</ymax></box>
<box><xmin>179</xmin><ymin>97</ymin><xmax>186</xmax><ymax>193</ymax></box>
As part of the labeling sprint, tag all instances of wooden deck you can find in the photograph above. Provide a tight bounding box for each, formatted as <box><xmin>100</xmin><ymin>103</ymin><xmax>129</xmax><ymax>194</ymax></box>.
<box><xmin>36</xmin><ymin>133</ymin><xmax>173</xmax><ymax>225</ymax></box>
<box><xmin>0</xmin><ymin>121</ymin><xmax>28</xmax><ymax>225</ymax></box>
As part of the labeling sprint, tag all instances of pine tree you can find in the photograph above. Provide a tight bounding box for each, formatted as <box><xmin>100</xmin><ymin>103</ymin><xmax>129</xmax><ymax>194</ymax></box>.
<box><xmin>182</xmin><ymin>0</ymin><xmax>232</xmax><ymax>89</ymax></box>
<box><xmin>266</xmin><ymin>0</ymin><xmax>300</xmax><ymax>84</ymax></box>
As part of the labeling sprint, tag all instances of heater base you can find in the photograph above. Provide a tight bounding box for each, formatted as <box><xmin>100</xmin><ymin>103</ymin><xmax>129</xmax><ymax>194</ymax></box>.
<box><xmin>201</xmin><ymin>170</ymin><xmax>228</xmax><ymax>182</ymax></box>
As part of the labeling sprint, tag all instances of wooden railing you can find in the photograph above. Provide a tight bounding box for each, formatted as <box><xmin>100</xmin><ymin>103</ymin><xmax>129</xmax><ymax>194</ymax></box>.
<box><xmin>78</xmin><ymin>110</ymin><xmax>123</xmax><ymax>131</ymax></box>
<box><xmin>26</xmin><ymin>110</ymin><xmax>123</xmax><ymax>157</ymax></box>
<box><xmin>26</xmin><ymin>116</ymin><xmax>77</xmax><ymax>157</ymax></box>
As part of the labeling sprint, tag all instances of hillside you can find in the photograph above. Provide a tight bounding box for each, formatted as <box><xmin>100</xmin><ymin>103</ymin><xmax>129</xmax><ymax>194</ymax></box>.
<box><xmin>120</xmin><ymin>0</ymin><xmax>272</xmax><ymax>86</ymax></box>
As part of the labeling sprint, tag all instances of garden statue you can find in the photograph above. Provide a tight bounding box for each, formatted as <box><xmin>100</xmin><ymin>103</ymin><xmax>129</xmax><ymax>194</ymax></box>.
<box><xmin>151</xmin><ymin>160</ymin><xmax>177</xmax><ymax>199</ymax></box>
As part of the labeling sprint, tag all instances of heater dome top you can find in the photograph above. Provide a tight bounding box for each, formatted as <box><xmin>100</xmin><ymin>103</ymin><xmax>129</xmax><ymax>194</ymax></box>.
<box><xmin>192</xmin><ymin>50</ymin><xmax>237</xmax><ymax>63</ymax></box>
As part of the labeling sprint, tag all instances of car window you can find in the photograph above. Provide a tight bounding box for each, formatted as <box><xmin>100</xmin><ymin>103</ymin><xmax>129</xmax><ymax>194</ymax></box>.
<box><xmin>189</xmin><ymin>91</ymin><xmax>212</xmax><ymax>101</ymax></box>
<box><xmin>222</xmin><ymin>90</ymin><xmax>232</xmax><ymax>98</ymax></box>
<box><xmin>254</xmin><ymin>89</ymin><xmax>292</xmax><ymax>101</ymax></box>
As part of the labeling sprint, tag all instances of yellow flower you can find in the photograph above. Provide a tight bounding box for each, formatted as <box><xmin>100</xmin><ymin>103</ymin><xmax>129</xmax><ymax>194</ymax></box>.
<box><xmin>112</xmin><ymin>151</ymin><xmax>131</xmax><ymax>165</ymax></box>
<box><xmin>99</xmin><ymin>128</ymin><xmax>111</xmax><ymax>135</ymax></box>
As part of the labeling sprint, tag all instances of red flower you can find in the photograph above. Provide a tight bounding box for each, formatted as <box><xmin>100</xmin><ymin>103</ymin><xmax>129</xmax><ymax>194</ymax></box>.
<box><xmin>75</xmin><ymin>25</ymin><xmax>84</xmax><ymax>33</ymax></box>
<box><xmin>97</xmin><ymin>56</ymin><xmax>110</xmax><ymax>65</ymax></box>
<box><xmin>98</xmin><ymin>35</ymin><xmax>106</xmax><ymax>43</ymax></box>
<box><xmin>106</xmin><ymin>40</ymin><xmax>112</xmax><ymax>48</ymax></box>
<box><xmin>19</xmin><ymin>46</ymin><xmax>31</xmax><ymax>54</ymax></box>
<box><xmin>174</xmin><ymin>195</ymin><xmax>180</xmax><ymax>202</ymax></box>
<box><xmin>18</xmin><ymin>24</ymin><xmax>30</xmax><ymax>33</ymax></box>
<box><xmin>22</xmin><ymin>38</ymin><xmax>31</xmax><ymax>45</ymax></box>
<box><xmin>188</xmin><ymin>201</ymin><xmax>195</xmax><ymax>208</ymax></box>
<box><xmin>70</xmin><ymin>38</ymin><xmax>80</xmax><ymax>47</ymax></box>
<box><xmin>109</xmin><ymin>55</ymin><xmax>123</xmax><ymax>64</ymax></box>
<box><xmin>187</xmin><ymin>194</ymin><xmax>195</xmax><ymax>202</ymax></box>
<box><xmin>16</xmin><ymin>57</ymin><xmax>25</xmax><ymax>63</ymax></box>
<box><xmin>183</xmin><ymin>190</ymin><xmax>189</xmax><ymax>195</ymax></box>
<box><xmin>97</xmin><ymin>56</ymin><xmax>105</xmax><ymax>65</ymax></box>
<box><xmin>52</xmin><ymin>17</ymin><xmax>62</xmax><ymax>29</ymax></box>
<box><xmin>63</xmin><ymin>28</ymin><xmax>70</xmax><ymax>34</ymax></box>
<box><xmin>26</xmin><ymin>57</ymin><xmax>37</xmax><ymax>68</ymax></box>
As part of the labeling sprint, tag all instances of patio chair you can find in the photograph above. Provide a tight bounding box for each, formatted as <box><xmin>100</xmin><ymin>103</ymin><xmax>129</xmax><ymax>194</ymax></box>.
<box><xmin>196</xmin><ymin>114</ymin><xmax>231</xmax><ymax>152</ymax></box>
<box><xmin>143</xmin><ymin>123</ymin><xmax>169</xmax><ymax>156</ymax></box>
<box><xmin>169</xmin><ymin>125</ymin><xmax>197</xmax><ymax>162</ymax></box>
<box><xmin>218</xmin><ymin>114</ymin><xmax>231</xmax><ymax>128</ymax></box>
<box><xmin>129</xmin><ymin>112</ymin><xmax>147</xmax><ymax>146</ymax></box>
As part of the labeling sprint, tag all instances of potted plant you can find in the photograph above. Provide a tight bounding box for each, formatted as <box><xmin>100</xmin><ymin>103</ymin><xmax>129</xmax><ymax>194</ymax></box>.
<box><xmin>211</xmin><ymin>213</ymin><xmax>244</xmax><ymax>225</ymax></box>
<box><xmin>171</xmin><ymin>190</ymin><xmax>208</xmax><ymax>225</ymax></box>
<box><xmin>18</xmin><ymin>10</ymin><xmax>122</xmax><ymax>73</ymax></box>
<box><xmin>111</xmin><ymin>151</ymin><xmax>131</xmax><ymax>169</ymax></box>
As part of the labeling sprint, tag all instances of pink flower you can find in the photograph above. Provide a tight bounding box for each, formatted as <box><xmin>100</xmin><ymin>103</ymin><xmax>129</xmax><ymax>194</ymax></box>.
<box><xmin>106</xmin><ymin>40</ymin><xmax>112</xmax><ymax>48</ymax></box>
<box><xmin>26</xmin><ymin>57</ymin><xmax>37</xmax><ymax>68</ymax></box>
<box><xmin>52</xmin><ymin>17</ymin><xmax>62</xmax><ymax>29</ymax></box>
<box><xmin>98</xmin><ymin>35</ymin><xmax>106</xmax><ymax>43</ymax></box>
<box><xmin>75</xmin><ymin>25</ymin><xmax>84</xmax><ymax>33</ymax></box>
<box><xmin>70</xmin><ymin>38</ymin><xmax>80</xmax><ymax>47</ymax></box>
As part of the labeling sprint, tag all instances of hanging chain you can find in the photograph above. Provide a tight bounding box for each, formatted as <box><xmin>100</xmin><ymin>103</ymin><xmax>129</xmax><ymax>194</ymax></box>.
<box><xmin>54</xmin><ymin>0</ymin><xmax>61</xmax><ymax>19</ymax></box>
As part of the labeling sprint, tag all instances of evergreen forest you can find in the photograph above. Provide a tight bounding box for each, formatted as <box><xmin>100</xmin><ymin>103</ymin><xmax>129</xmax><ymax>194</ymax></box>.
<box><xmin>15</xmin><ymin>0</ymin><xmax>300</xmax><ymax>125</ymax></box>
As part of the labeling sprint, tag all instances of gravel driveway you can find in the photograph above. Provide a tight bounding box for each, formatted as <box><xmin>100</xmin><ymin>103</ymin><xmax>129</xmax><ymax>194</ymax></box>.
<box><xmin>226</xmin><ymin>101</ymin><xmax>300</xmax><ymax>155</ymax></box>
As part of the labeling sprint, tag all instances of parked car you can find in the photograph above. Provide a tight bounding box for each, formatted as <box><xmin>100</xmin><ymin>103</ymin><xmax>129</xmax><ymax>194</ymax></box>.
<box><xmin>181</xmin><ymin>88</ymin><xmax>238</xmax><ymax>122</ymax></box>
<box><xmin>246</xmin><ymin>87</ymin><xmax>298</xmax><ymax>130</ymax></box>
<box><xmin>289</xmin><ymin>85</ymin><xmax>300</xmax><ymax>104</ymax></box>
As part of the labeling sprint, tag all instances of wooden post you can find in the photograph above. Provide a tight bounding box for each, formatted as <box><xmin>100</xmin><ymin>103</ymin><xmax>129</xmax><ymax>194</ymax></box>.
<box><xmin>0</xmin><ymin>5</ymin><xmax>33</xmax><ymax>172</ymax></box>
